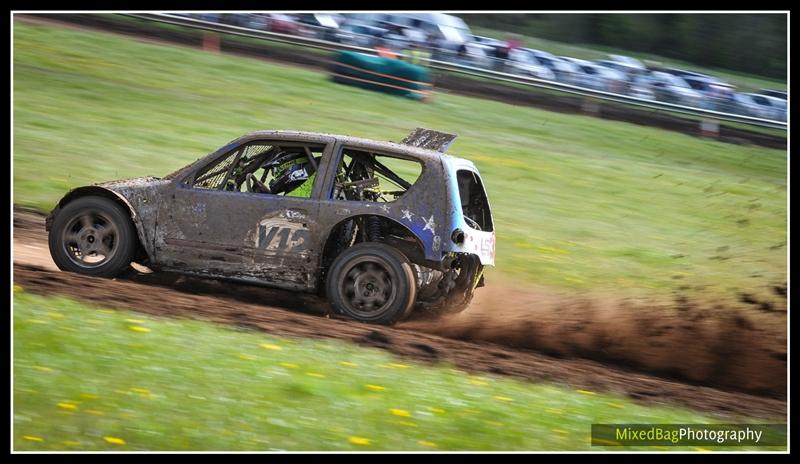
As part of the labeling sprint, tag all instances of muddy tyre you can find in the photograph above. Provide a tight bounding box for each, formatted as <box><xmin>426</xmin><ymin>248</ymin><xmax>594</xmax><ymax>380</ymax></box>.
<box><xmin>326</xmin><ymin>243</ymin><xmax>417</xmax><ymax>325</ymax></box>
<box><xmin>48</xmin><ymin>196</ymin><xmax>137</xmax><ymax>278</ymax></box>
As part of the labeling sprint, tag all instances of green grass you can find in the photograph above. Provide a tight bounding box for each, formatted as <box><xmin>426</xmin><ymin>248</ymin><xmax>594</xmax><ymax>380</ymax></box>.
<box><xmin>15</xmin><ymin>291</ymin><xmax>784</xmax><ymax>451</ymax></box>
<box><xmin>12</xmin><ymin>20</ymin><xmax>787</xmax><ymax>296</ymax></box>
<box><xmin>471</xmin><ymin>25</ymin><xmax>787</xmax><ymax>93</ymax></box>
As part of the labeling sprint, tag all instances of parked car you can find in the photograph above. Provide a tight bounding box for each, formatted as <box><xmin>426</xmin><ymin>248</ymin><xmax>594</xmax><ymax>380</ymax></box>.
<box><xmin>45</xmin><ymin>129</ymin><xmax>495</xmax><ymax>325</ymax></box>
<box><xmin>646</xmin><ymin>71</ymin><xmax>704</xmax><ymax>106</ymax></box>
<box><xmin>265</xmin><ymin>13</ymin><xmax>303</xmax><ymax>36</ymax></box>
<box><xmin>506</xmin><ymin>48</ymin><xmax>556</xmax><ymax>80</ymax></box>
<box><xmin>295</xmin><ymin>13</ymin><xmax>343</xmax><ymax>41</ymax></box>
<box><xmin>739</xmin><ymin>93</ymin><xmax>787</xmax><ymax>121</ymax></box>
<box><xmin>354</xmin><ymin>13</ymin><xmax>473</xmax><ymax>49</ymax></box>
<box><xmin>242</xmin><ymin>13</ymin><xmax>270</xmax><ymax>31</ymax></box>
<box><xmin>471</xmin><ymin>35</ymin><xmax>505</xmax><ymax>49</ymax></box>
<box><xmin>560</xmin><ymin>57</ymin><xmax>627</xmax><ymax>93</ymax></box>
<box><xmin>524</xmin><ymin>49</ymin><xmax>580</xmax><ymax>84</ymax></box>
<box><xmin>734</xmin><ymin>92</ymin><xmax>773</xmax><ymax>118</ymax></box>
<box><xmin>335</xmin><ymin>22</ymin><xmax>389</xmax><ymax>48</ymax></box>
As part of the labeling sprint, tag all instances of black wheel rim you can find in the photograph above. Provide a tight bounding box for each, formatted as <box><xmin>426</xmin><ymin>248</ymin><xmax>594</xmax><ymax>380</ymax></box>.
<box><xmin>339</xmin><ymin>257</ymin><xmax>397</xmax><ymax>319</ymax></box>
<box><xmin>61</xmin><ymin>210</ymin><xmax>119</xmax><ymax>268</ymax></box>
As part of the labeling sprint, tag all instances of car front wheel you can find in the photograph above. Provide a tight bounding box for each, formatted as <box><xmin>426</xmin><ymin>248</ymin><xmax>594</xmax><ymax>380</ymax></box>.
<box><xmin>326</xmin><ymin>243</ymin><xmax>417</xmax><ymax>325</ymax></box>
<box><xmin>48</xmin><ymin>196</ymin><xmax>137</xmax><ymax>277</ymax></box>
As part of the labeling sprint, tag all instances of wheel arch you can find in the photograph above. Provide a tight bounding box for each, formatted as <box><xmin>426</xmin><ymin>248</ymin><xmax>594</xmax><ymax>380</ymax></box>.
<box><xmin>47</xmin><ymin>186</ymin><xmax>151</xmax><ymax>264</ymax></box>
<box><xmin>318</xmin><ymin>213</ymin><xmax>428</xmax><ymax>293</ymax></box>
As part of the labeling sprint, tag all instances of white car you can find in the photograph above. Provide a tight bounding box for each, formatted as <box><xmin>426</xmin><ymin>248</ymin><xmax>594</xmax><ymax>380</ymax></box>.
<box><xmin>525</xmin><ymin>49</ymin><xmax>581</xmax><ymax>85</ymax></box>
<box><xmin>741</xmin><ymin>93</ymin><xmax>787</xmax><ymax>121</ymax></box>
<box><xmin>560</xmin><ymin>57</ymin><xmax>627</xmax><ymax>93</ymax></box>
<box><xmin>648</xmin><ymin>71</ymin><xmax>704</xmax><ymax>107</ymax></box>
<box><xmin>507</xmin><ymin>49</ymin><xmax>556</xmax><ymax>80</ymax></box>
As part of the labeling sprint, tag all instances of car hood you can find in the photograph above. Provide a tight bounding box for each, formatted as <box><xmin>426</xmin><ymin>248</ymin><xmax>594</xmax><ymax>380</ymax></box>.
<box><xmin>96</xmin><ymin>176</ymin><xmax>164</xmax><ymax>189</ymax></box>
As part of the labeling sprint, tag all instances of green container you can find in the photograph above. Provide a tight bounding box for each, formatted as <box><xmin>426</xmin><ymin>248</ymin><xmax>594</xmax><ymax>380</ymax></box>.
<box><xmin>331</xmin><ymin>51</ymin><xmax>431</xmax><ymax>100</ymax></box>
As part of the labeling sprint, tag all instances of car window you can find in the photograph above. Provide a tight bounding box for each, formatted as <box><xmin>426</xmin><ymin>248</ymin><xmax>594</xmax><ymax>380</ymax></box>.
<box><xmin>752</xmin><ymin>96</ymin><xmax>770</xmax><ymax>106</ymax></box>
<box><xmin>190</xmin><ymin>141</ymin><xmax>324</xmax><ymax>198</ymax></box>
<box><xmin>331</xmin><ymin>147</ymin><xmax>422</xmax><ymax>203</ymax></box>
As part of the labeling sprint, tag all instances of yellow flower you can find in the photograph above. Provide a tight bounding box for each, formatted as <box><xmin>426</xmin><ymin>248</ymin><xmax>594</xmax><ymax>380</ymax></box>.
<box><xmin>57</xmin><ymin>402</ymin><xmax>78</xmax><ymax>410</ymax></box>
<box><xmin>130</xmin><ymin>387</ymin><xmax>151</xmax><ymax>395</ymax></box>
<box><xmin>493</xmin><ymin>395</ymin><xmax>513</xmax><ymax>402</ymax></box>
<box><xmin>469</xmin><ymin>378</ymin><xmax>488</xmax><ymax>386</ymax></box>
<box><xmin>387</xmin><ymin>363</ymin><xmax>410</xmax><ymax>369</ymax></box>
<box><xmin>427</xmin><ymin>407</ymin><xmax>445</xmax><ymax>414</ymax></box>
<box><xmin>306</xmin><ymin>372</ymin><xmax>325</xmax><ymax>378</ymax></box>
<box><xmin>418</xmin><ymin>440</ymin><xmax>437</xmax><ymax>448</ymax></box>
<box><xmin>260</xmin><ymin>343</ymin><xmax>282</xmax><ymax>351</ymax></box>
<box><xmin>576</xmin><ymin>389</ymin><xmax>595</xmax><ymax>396</ymax></box>
<box><xmin>22</xmin><ymin>435</ymin><xmax>43</xmax><ymax>442</ymax></box>
<box><xmin>607</xmin><ymin>402</ymin><xmax>625</xmax><ymax>409</ymax></box>
<box><xmin>104</xmin><ymin>436</ymin><xmax>126</xmax><ymax>445</ymax></box>
<box><xmin>339</xmin><ymin>361</ymin><xmax>358</xmax><ymax>367</ymax></box>
<box><xmin>280</xmin><ymin>362</ymin><xmax>298</xmax><ymax>369</ymax></box>
<box><xmin>390</xmin><ymin>408</ymin><xmax>411</xmax><ymax>417</ymax></box>
<box><xmin>129</xmin><ymin>326</ymin><xmax>150</xmax><ymax>333</ymax></box>
<box><xmin>13</xmin><ymin>285</ymin><xmax>24</xmax><ymax>293</ymax></box>
<box><xmin>365</xmin><ymin>384</ymin><xmax>385</xmax><ymax>392</ymax></box>
<box><xmin>349</xmin><ymin>436</ymin><xmax>370</xmax><ymax>446</ymax></box>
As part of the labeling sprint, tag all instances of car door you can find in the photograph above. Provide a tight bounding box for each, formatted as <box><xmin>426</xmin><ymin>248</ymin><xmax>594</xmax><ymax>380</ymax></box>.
<box><xmin>156</xmin><ymin>135</ymin><xmax>335</xmax><ymax>290</ymax></box>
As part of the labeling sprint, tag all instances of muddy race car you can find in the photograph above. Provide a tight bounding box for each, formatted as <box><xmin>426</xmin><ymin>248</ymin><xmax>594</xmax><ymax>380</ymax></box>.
<box><xmin>46</xmin><ymin>128</ymin><xmax>495</xmax><ymax>325</ymax></box>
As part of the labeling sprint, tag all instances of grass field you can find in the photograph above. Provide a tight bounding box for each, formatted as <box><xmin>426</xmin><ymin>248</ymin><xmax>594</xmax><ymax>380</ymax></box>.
<box><xmin>16</xmin><ymin>290</ymin><xmax>779</xmax><ymax>451</ymax></box>
<box><xmin>470</xmin><ymin>25</ymin><xmax>787</xmax><ymax>93</ymax></box>
<box><xmin>12</xmin><ymin>20</ymin><xmax>787</xmax><ymax>296</ymax></box>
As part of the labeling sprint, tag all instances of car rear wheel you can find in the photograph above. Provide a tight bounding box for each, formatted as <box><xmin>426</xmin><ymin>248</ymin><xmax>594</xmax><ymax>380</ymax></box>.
<box><xmin>48</xmin><ymin>196</ymin><xmax>137</xmax><ymax>277</ymax></box>
<box><xmin>326</xmin><ymin>243</ymin><xmax>417</xmax><ymax>325</ymax></box>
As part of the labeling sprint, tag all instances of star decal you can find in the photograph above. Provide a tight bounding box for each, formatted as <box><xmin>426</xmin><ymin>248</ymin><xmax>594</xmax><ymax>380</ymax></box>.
<box><xmin>422</xmin><ymin>215</ymin><xmax>436</xmax><ymax>234</ymax></box>
<box><xmin>401</xmin><ymin>209</ymin><xmax>414</xmax><ymax>221</ymax></box>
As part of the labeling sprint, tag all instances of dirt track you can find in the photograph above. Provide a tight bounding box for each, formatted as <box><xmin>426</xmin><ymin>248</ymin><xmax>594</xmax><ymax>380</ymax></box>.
<box><xmin>12</xmin><ymin>209</ymin><xmax>786</xmax><ymax>419</ymax></box>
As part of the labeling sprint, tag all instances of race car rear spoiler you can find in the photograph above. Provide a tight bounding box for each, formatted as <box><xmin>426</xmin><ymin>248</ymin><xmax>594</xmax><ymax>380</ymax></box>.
<box><xmin>401</xmin><ymin>128</ymin><xmax>457</xmax><ymax>153</ymax></box>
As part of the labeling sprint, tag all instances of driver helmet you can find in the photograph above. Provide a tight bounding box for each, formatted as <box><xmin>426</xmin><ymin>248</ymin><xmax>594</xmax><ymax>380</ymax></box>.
<box><xmin>269</xmin><ymin>162</ymin><xmax>311</xmax><ymax>195</ymax></box>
